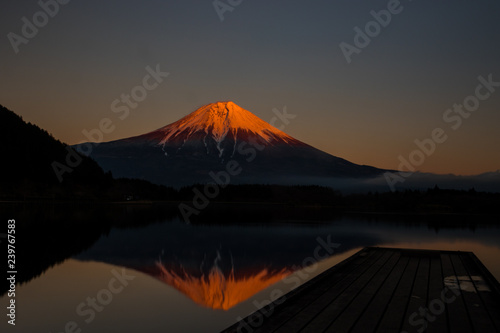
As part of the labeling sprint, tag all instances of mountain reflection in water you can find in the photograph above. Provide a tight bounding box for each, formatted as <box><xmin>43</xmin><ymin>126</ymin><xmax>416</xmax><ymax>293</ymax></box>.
<box><xmin>74</xmin><ymin>218</ymin><xmax>367</xmax><ymax>310</ymax></box>
<box><xmin>156</xmin><ymin>258</ymin><xmax>291</xmax><ymax>310</ymax></box>
<box><xmin>5</xmin><ymin>202</ymin><xmax>499</xmax><ymax>315</ymax></box>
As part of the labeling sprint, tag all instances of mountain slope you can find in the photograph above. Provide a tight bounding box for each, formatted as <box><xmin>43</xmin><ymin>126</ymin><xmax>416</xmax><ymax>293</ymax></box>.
<box><xmin>74</xmin><ymin>101</ymin><xmax>386</xmax><ymax>187</ymax></box>
<box><xmin>0</xmin><ymin>104</ymin><xmax>110</xmax><ymax>198</ymax></box>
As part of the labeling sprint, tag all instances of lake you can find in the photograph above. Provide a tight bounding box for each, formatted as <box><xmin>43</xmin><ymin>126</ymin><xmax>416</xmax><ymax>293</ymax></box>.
<box><xmin>1</xmin><ymin>203</ymin><xmax>499</xmax><ymax>333</ymax></box>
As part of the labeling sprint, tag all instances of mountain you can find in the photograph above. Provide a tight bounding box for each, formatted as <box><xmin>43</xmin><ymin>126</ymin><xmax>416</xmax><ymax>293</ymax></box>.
<box><xmin>74</xmin><ymin>101</ymin><xmax>386</xmax><ymax>187</ymax></box>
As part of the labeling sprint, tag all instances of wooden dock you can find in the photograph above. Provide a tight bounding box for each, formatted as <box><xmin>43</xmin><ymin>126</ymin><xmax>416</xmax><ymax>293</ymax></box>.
<box><xmin>221</xmin><ymin>247</ymin><xmax>500</xmax><ymax>333</ymax></box>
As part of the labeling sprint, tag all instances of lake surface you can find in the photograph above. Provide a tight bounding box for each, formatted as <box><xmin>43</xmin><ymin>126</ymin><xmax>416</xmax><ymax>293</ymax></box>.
<box><xmin>1</xmin><ymin>203</ymin><xmax>499</xmax><ymax>333</ymax></box>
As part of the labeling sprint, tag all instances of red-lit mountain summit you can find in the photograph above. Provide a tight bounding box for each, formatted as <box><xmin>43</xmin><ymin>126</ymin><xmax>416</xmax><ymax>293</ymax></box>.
<box><xmin>75</xmin><ymin>101</ymin><xmax>385</xmax><ymax>186</ymax></box>
<box><xmin>146</xmin><ymin>101</ymin><xmax>302</xmax><ymax>149</ymax></box>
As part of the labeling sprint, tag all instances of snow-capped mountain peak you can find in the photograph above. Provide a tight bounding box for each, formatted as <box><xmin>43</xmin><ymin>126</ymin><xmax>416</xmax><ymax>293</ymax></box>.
<box><xmin>147</xmin><ymin>101</ymin><xmax>297</xmax><ymax>145</ymax></box>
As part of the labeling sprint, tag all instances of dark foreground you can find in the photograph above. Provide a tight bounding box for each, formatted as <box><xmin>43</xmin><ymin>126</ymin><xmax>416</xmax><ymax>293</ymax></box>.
<box><xmin>222</xmin><ymin>247</ymin><xmax>500</xmax><ymax>333</ymax></box>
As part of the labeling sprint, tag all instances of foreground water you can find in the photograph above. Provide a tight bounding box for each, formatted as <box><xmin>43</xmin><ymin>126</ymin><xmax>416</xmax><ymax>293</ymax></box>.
<box><xmin>1</xmin><ymin>204</ymin><xmax>499</xmax><ymax>333</ymax></box>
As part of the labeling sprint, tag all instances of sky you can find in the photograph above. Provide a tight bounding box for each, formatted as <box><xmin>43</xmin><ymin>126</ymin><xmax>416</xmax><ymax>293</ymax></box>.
<box><xmin>0</xmin><ymin>0</ymin><xmax>499</xmax><ymax>175</ymax></box>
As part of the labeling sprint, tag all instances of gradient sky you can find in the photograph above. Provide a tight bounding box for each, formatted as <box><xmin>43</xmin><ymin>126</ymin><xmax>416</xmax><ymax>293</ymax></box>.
<box><xmin>1</xmin><ymin>0</ymin><xmax>499</xmax><ymax>175</ymax></box>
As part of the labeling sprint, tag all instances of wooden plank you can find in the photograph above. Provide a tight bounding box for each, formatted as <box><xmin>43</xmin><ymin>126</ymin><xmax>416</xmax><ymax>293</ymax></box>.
<box><xmin>441</xmin><ymin>253</ymin><xmax>473</xmax><ymax>333</ymax></box>
<box><xmin>271</xmin><ymin>249</ymin><xmax>388</xmax><ymax>333</ymax></box>
<box><xmin>450</xmin><ymin>253</ymin><xmax>497</xmax><ymax>332</ymax></box>
<box><xmin>400</xmin><ymin>257</ymin><xmax>430</xmax><ymax>333</ymax></box>
<box><xmin>251</xmin><ymin>248</ymin><xmax>380</xmax><ymax>333</ymax></box>
<box><xmin>426</xmin><ymin>256</ymin><xmax>448</xmax><ymax>333</ymax></box>
<box><xmin>461</xmin><ymin>253</ymin><xmax>500</xmax><ymax>332</ymax></box>
<box><xmin>299</xmin><ymin>250</ymin><xmax>395</xmax><ymax>333</ymax></box>
<box><xmin>375</xmin><ymin>256</ymin><xmax>419</xmax><ymax>333</ymax></box>
<box><xmin>350</xmin><ymin>255</ymin><xmax>410</xmax><ymax>333</ymax></box>
<box><xmin>324</xmin><ymin>250</ymin><xmax>402</xmax><ymax>332</ymax></box>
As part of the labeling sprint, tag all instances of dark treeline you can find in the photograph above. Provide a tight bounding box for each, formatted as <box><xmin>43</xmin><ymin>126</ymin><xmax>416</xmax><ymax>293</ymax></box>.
<box><xmin>179</xmin><ymin>184</ymin><xmax>500</xmax><ymax>216</ymax></box>
<box><xmin>1</xmin><ymin>104</ymin><xmax>110</xmax><ymax>199</ymax></box>
<box><xmin>8</xmin><ymin>180</ymin><xmax>496</xmax><ymax>217</ymax></box>
<box><xmin>340</xmin><ymin>186</ymin><xmax>500</xmax><ymax>215</ymax></box>
<box><xmin>0</xmin><ymin>104</ymin><xmax>177</xmax><ymax>200</ymax></box>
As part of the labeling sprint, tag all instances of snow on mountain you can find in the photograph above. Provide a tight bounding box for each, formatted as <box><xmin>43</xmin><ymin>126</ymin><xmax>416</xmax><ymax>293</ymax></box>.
<box><xmin>112</xmin><ymin>101</ymin><xmax>308</xmax><ymax>161</ymax></box>
<box><xmin>150</xmin><ymin>101</ymin><xmax>296</xmax><ymax>145</ymax></box>
<box><xmin>130</xmin><ymin>101</ymin><xmax>305</xmax><ymax>160</ymax></box>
